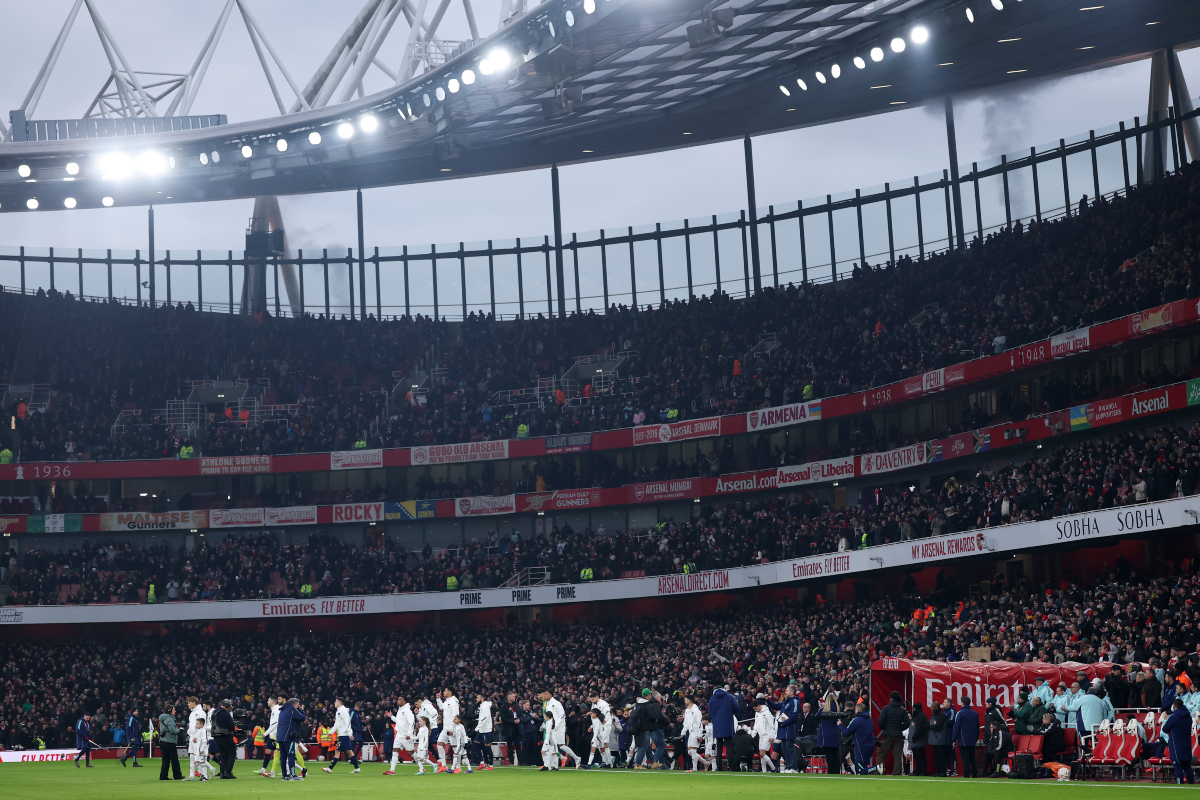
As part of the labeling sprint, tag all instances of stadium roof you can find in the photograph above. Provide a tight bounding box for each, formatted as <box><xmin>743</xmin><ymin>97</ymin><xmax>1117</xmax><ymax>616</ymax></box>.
<box><xmin>0</xmin><ymin>0</ymin><xmax>1198</xmax><ymax>212</ymax></box>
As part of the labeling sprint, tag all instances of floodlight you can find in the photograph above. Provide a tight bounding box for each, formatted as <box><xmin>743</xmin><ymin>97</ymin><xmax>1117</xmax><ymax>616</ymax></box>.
<box><xmin>911</xmin><ymin>25</ymin><xmax>929</xmax><ymax>43</ymax></box>
<box><xmin>815</xmin><ymin>70</ymin><xmax>826</xmax><ymax>84</ymax></box>
<box><xmin>63</xmin><ymin>197</ymin><xmax>76</xmax><ymax>209</ymax></box>
<box><xmin>547</xmin><ymin>21</ymin><xmax>556</xmax><ymax>37</ymax></box>
<box><xmin>436</xmin><ymin>87</ymin><xmax>446</xmax><ymax>101</ymax></box>
<box><xmin>98</xmin><ymin>153</ymin><xmax>132</xmax><ymax>179</ymax></box>
<box><xmin>240</xmin><ymin>145</ymin><xmax>253</xmax><ymax>158</ymax></box>
<box><xmin>966</xmin><ymin>7</ymin><xmax>975</xmax><ymax>22</ymax></box>
<box><xmin>309</xmin><ymin>131</ymin><xmax>322</xmax><ymax>145</ymax></box>
<box><xmin>17</xmin><ymin>165</ymin><xmax>30</xmax><ymax>178</ymax></box>
<box><xmin>448</xmin><ymin>78</ymin><xmax>460</xmax><ymax>93</ymax></box>
<box><xmin>211</xmin><ymin>151</ymin><xmax>220</xmax><ymax>163</ymax></box>
<box><xmin>871</xmin><ymin>46</ymin><xmax>884</xmax><ymax>61</ymax></box>
<box><xmin>853</xmin><ymin>55</ymin><xmax>866</xmax><ymax>69</ymax></box>
<box><xmin>565</xmin><ymin>10</ymin><xmax>574</xmax><ymax>26</ymax></box>
<box><xmin>102</xmin><ymin>197</ymin><xmax>114</xmax><ymax>207</ymax></box>
<box><xmin>199</xmin><ymin>152</ymin><xmax>209</xmax><ymax>165</ymax></box>
<box><xmin>422</xmin><ymin>94</ymin><xmax>431</xmax><ymax>106</ymax></box>
<box><xmin>479</xmin><ymin>59</ymin><xmax>495</xmax><ymax>75</ymax></box>
<box><xmin>489</xmin><ymin>48</ymin><xmax>511</xmax><ymax>69</ymax></box>
<box><xmin>168</xmin><ymin>156</ymin><xmax>176</xmax><ymax>168</ymax></box>
<box><xmin>831</xmin><ymin>63</ymin><xmax>841</xmax><ymax>78</ymax></box>
<box><xmin>338</xmin><ymin>122</ymin><xmax>355</xmax><ymax>139</ymax></box>
<box><xmin>462</xmin><ymin>69</ymin><xmax>476</xmax><ymax>85</ymax></box>
<box><xmin>991</xmin><ymin>0</ymin><xmax>1003</xmax><ymax>8</ymax></box>
<box><xmin>360</xmin><ymin>115</ymin><xmax>378</xmax><ymax>132</ymax></box>
<box><xmin>890</xmin><ymin>37</ymin><xmax>906</xmax><ymax>53</ymax></box>
<box><xmin>797</xmin><ymin>78</ymin><xmax>808</xmax><ymax>90</ymax></box>
<box><xmin>138</xmin><ymin>151</ymin><xmax>167</xmax><ymax>175</ymax></box>
<box><xmin>276</xmin><ymin>138</ymin><xmax>288</xmax><ymax>152</ymax></box>
<box><xmin>779</xmin><ymin>85</ymin><xmax>791</xmax><ymax>96</ymax></box>
<box><xmin>65</xmin><ymin>162</ymin><xmax>79</xmax><ymax>175</ymax></box>
<box><xmin>26</xmin><ymin>198</ymin><xmax>37</xmax><ymax>209</ymax></box>
<box><xmin>584</xmin><ymin>0</ymin><xmax>595</xmax><ymax>13</ymax></box>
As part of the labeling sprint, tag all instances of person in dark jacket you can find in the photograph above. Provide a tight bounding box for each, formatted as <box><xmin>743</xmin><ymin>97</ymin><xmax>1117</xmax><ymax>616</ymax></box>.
<box><xmin>157</xmin><ymin>705</ymin><xmax>183</xmax><ymax>781</ymax></box>
<box><xmin>518</xmin><ymin>700</ymin><xmax>539</xmax><ymax>767</ymax></box>
<box><xmin>276</xmin><ymin>697</ymin><xmax>307</xmax><ymax>780</ymax></box>
<box><xmin>1161</xmin><ymin>699</ymin><xmax>1195</xmax><ymax>784</ymax></box>
<box><xmin>73</xmin><ymin>713</ymin><xmax>93</xmax><ymax>768</ymax></box>
<box><xmin>731</xmin><ymin>726</ymin><xmax>756</xmax><ymax>771</ymax></box>
<box><xmin>816</xmin><ymin>693</ymin><xmax>843</xmax><ymax>774</ymax></box>
<box><xmin>796</xmin><ymin>702</ymin><xmax>820</xmax><ymax>756</ymax></box>
<box><xmin>877</xmin><ymin>691</ymin><xmax>910</xmax><ymax>775</ymax></box>
<box><xmin>838</xmin><ymin>703</ymin><xmax>876</xmax><ymax>775</ymax></box>
<box><xmin>927</xmin><ymin>701</ymin><xmax>950</xmax><ymax>776</ymax></box>
<box><xmin>1034</xmin><ymin>713</ymin><xmax>1070</xmax><ymax>763</ymax></box>
<box><xmin>121</xmin><ymin>708</ymin><xmax>142</xmax><ymax>767</ymax></box>
<box><xmin>633</xmin><ymin>690</ymin><xmax>669</xmax><ymax>768</ymax></box>
<box><xmin>950</xmin><ymin>695</ymin><xmax>980</xmax><ymax>778</ymax></box>
<box><xmin>706</xmin><ymin>687</ymin><xmax>741</xmax><ymax>771</ymax></box>
<box><xmin>909</xmin><ymin>702</ymin><xmax>929</xmax><ymax>776</ymax></box>
<box><xmin>770</xmin><ymin>686</ymin><xmax>802</xmax><ymax>772</ymax></box>
<box><xmin>212</xmin><ymin>700</ymin><xmax>238</xmax><ymax>779</ymax></box>
<box><xmin>501</xmin><ymin>694</ymin><xmax>521</xmax><ymax>765</ymax></box>
<box><xmin>984</xmin><ymin>719</ymin><xmax>1013</xmax><ymax>775</ymax></box>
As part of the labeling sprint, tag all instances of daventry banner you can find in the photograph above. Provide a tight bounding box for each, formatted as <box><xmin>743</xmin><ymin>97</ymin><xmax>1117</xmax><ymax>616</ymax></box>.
<box><xmin>5</xmin><ymin>494</ymin><xmax>1195</xmax><ymax>625</ymax></box>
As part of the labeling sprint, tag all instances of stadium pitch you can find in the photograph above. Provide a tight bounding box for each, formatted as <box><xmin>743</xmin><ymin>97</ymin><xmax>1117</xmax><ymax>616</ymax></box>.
<box><xmin>0</xmin><ymin>761</ymin><xmax>1185</xmax><ymax>798</ymax></box>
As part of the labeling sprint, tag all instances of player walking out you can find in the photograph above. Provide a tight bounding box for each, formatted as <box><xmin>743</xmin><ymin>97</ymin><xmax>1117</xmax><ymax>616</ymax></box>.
<box><xmin>435</xmin><ymin>689</ymin><xmax>460</xmax><ymax>771</ymax></box>
<box><xmin>384</xmin><ymin>695</ymin><xmax>416</xmax><ymax>775</ymax></box>
<box><xmin>322</xmin><ymin>698</ymin><xmax>361</xmax><ymax>773</ymax></box>
<box><xmin>188</xmin><ymin>716</ymin><xmax>215</xmax><ymax>781</ymax></box>
<box><xmin>683</xmin><ymin>697</ymin><xmax>709</xmax><ymax>772</ymax></box>
<box><xmin>413</xmin><ymin>718</ymin><xmax>438</xmax><ymax>775</ymax></box>
<box><xmin>449</xmin><ymin>715</ymin><xmax>473</xmax><ymax>773</ymax></box>
<box><xmin>475</xmin><ymin>694</ymin><xmax>495</xmax><ymax>770</ymax></box>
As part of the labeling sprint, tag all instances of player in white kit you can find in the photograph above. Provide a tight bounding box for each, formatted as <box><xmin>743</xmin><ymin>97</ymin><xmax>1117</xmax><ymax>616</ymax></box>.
<box><xmin>586</xmin><ymin>709</ymin><xmax>611</xmax><ymax>768</ymax></box>
<box><xmin>188</xmin><ymin>716</ymin><xmax>214</xmax><ymax>781</ymax></box>
<box><xmin>682</xmin><ymin>696</ymin><xmax>709</xmax><ymax>772</ymax></box>
<box><xmin>384</xmin><ymin>695</ymin><xmax>416</xmax><ymax>775</ymax></box>
<box><xmin>703</xmin><ymin>716</ymin><xmax>716</xmax><ymax>770</ymax></box>
<box><xmin>752</xmin><ymin>699</ymin><xmax>778</xmax><ymax>772</ymax></box>
<box><xmin>537</xmin><ymin>689</ymin><xmax>581</xmax><ymax>770</ymax></box>
<box><xmin>449</xmin><ymin>715</ymin><xmax>473</xmax><ymax>773</ymax></box>
<box><xmin>413</xmin><ymin>718</ymin><xmax>437</xmax><ymax>775</ymax></box>
<box><xmin>435</xmin><ymin>689</ymin><xmax>460</xmax><ymax>772</ymax></box>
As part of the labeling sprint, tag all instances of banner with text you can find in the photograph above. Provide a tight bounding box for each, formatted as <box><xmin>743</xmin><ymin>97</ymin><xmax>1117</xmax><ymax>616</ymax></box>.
<box><xmin>746</xmin><ymin>401</ymin><xmax>822</xmax><ymax>432</ymax></box>
<box><xmin>859</xmin><ymin>443</ymin><xmax>929</xmax><ymax>477</ymax></box>
<box><xmin>411</xmin><ymin>440</ymin><xmax>509</xmax><ymax>465</ymax></box>
<box><xmin>330</xmin><ymin>448</ymin><xmax>384</xmax><ymax>470</ymax></box>
<box><xmin>633</xmin><ymin>417</ymin><xmax>722</xmax><ymax>445</ymax></box>
<box><xmin>209</xmin><ymin>508</ymin><xmax>266</xmax><ymax>528</ymax></box>
<box><xmin>99</xmin><ymin>510</ymin><xmax>209</xmax><ymax>532</ymax></box>
<box><xmin>200</xmin><ymin>456</ymin><xmax>272</xmax><ymax>475</ymax></box>
<box><xmin>455</xmin><ymin>495</ymin><xmax>517</xmax><ymax>517</ymax></box>
<box><xmin>777</xmin><ymin>457</ymin><xmax>855</xmax><ymax>488</ymax></box>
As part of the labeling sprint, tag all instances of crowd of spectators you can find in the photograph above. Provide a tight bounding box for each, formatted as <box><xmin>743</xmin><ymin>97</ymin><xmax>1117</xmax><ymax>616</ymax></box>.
<box><xmin>3</xmin><ymin>563</ymin><xmax>1200</xmax><ymax>764</ymax></box>
<box><xmin>5</xmin><ymin>420</ymin><xmax>1200</xmax><ymax>608</ymax></box>
<box><xmin>3</xmin><ymin>165</ymin><xmax>1200</xmax><ymax>464</ymax></box>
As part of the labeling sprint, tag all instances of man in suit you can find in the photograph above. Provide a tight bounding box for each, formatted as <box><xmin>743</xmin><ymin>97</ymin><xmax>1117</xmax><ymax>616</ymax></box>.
<box><xmin>951</xmin><ymin>695</ymin><xmax>980</xmax><ymax>778</ymax></box>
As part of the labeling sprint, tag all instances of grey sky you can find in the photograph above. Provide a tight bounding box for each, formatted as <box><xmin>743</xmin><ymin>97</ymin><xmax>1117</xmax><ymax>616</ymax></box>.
<box><xmin>0</xmin><ymin>2</ymin><xmax>1197</xmax><ymax>310</ymax></box>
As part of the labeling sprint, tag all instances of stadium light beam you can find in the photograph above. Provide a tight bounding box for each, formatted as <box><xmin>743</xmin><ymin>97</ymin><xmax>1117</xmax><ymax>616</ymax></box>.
<box><xmin>337</xmin><ymin>122</ymin><xmax>354</xmax><ymax>139</ymax></box>
<box><xmin>17</xmin><ymin>165</ymin><xmax>31</xmax><ymax>178</ymax></box>
<box><xmin>65</xmin><ymin>162</ymin><xmax>79</xmax><ymax>176</ymax></box>
<box><xmin>101</xmin><ymin>197</ymin><xmax>114</xmax><ymax>207</ymax></box>
<box><xmin>360</xmin><ymin>115</ymin><xmax>378</xmax><ymax>132</ymax></box>
<box><xmin>98</xmin><ymin>153</ymin><xmax>132</xmax><ymax>180</ymax></box>
<box><xmin>779</xmin><ymin>85</ymin><xmax>791</xmax><ymax>96</ymax></box>
<box><xmin>815</xmin><ymin>70</ymin><xmax>826</xmax><ymax>84</ymax></box>
<box><xmin>853</xmin><ymin>55</ymin><xmax>866</xmax><ymax>69</ymax></box>
<box><xmin>240</xmin><ymin>145</ymin><xmax>253</xmax><ymax>159</ymax></box>
<box><xmin>796</xmin><ymin>78</ymin><xmax>808</xmax><ymax>90</ymax></box>
<box><xmin>63</xmin><ymin>197</ymin><xmax>76</xmax><ymax>209</ymax></box>
<box><xmin>830</xmin><ymin>63</ymin><xmax>841</xmax><ymax>79</ymax></box>
<box><xmin>26</xmin><ymin>198</ymin><xmax>37</xmax><ymax>209</ymax></box>
<box><xmin>308</xmin><ymin>131</ymin><xmax>322</xmax><ymax>145</ymax></box>
<box><xmin>890</xmin><ymin>37</ymin><xmax>906</xmax><ymax>53</ymax></box>
<box><xmin>966</xmin><ymin>7</ymin><xmax>975</xmax><ymax>22</ymax></box>
<box><xmin>870</xmin><ymin>46</ymin><xmax>884</xmax><ymax>62</ymax></box>
<box><xmin>911</xmin><ymin>25</ymin><xmax>929</xmax><ymax>44</ymax></box>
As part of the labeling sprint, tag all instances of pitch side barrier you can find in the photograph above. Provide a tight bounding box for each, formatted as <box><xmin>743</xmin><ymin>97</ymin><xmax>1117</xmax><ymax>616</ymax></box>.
<box><xmin>2</xmin><ymin>493</ymin><xmax>1195</xmax><ymax>626</ymax></box>
<box><xmin>0</xmin><ymin>296</ymin><xmax>1197</xmax><ymax>485</ymax></box>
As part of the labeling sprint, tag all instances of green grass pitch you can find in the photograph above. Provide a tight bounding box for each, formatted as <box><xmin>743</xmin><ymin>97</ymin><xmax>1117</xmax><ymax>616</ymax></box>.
<box><xmin>0</xmin><ymin>759</ymin><xmax>1188</xmax><ymax>797</ymax></box>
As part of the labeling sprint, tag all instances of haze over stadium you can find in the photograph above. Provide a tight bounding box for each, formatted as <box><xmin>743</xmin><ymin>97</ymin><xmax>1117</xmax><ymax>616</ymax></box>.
<box><xmin>5</xmin><ymin>0</ymin><xmax>1200</xmax><ymax>791</ymax></box>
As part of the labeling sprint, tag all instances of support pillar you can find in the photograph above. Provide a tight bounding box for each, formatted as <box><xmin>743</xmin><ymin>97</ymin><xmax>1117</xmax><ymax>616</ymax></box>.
<box><xmin>1169</xmin><ymin>47</ymin><xmax>1200</xmax><ymax>164</ymax></box>
<box><xmin>744</xmin><ymin>135</ymin><xmax>761</xmax><ymax>294</ymax></box>
<box><xmin>944</xmin><ymin>97</ymin><xmax>965</xmax><ymax>250</ymax></box>
<box><xmin>1145</xmin><ymin>50</ymin><xmax>1171</xmax><ymax>182</ymax></box>
<box><xmin>357</xmin><ymin>188</ymin><xmax>367</xmax><ymax>319</ymax></box>
<box><xmin>551</xmin><ymin>164</ymin><xmax>566</xmax><ymax>317</ymax></box>
<box><xmin>148</xmin><ymin>205</ymin><xmax>155</xmax><ymax>306</ymax></box>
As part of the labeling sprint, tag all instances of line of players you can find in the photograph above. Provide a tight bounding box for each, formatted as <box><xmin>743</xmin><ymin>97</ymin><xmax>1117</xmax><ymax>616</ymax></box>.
<box><xmin>175</xmin><ymin>687</ymin><xmax>745</xmax><ymax>779</ymax></box>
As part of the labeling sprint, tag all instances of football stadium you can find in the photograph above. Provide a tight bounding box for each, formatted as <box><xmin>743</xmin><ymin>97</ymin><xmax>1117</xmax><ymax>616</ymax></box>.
<box><xmin>4</xmin><ymin>0</ymin><xmax>1200</xmax><ymax>793</ymax></box>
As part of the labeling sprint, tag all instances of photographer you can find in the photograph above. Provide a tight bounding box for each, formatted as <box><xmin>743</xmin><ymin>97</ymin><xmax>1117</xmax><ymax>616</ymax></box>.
<box><xmin>212</xmin><ymin>700</ymin><xmax>237</xmax><ymax>779</ymax></box>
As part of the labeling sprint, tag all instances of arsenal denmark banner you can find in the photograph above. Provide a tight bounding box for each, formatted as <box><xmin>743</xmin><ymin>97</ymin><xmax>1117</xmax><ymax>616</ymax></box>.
<box><xmin>411</xmin><ymin>440</ymin><xmax>508</xmax><ymax>465</ymax></box>
<box><xmin>633</xmin><ymin>417</ymin><xmax>721</xmax><ymax>445</ymax></box>
<box><xmin>454</xmin><ymin>495</ymin><xmax>516</xmax><ymax>517</ymax></box>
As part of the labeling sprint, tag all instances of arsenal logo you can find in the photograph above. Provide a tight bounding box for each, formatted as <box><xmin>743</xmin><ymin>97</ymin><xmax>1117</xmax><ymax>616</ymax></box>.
<box><xmin>634</xmin><ymin>485</ymin><xmax>646</xmax><ymax>501</ymax></box>
<box><xmin>458</xmin><ymin>499</ymin><xmax>471</xmax><ymax>515</ymax></box>
<box><xmin>658</xmin><ymin>424</ymin><xmax>672</xmax><ymax>442</ymax></box>
<box><xmin>749</xmin><ymin>411</ymin><xmax>759</xmax><ymax>429</ymax></box>
<box><xmin>413</xmin><ymin>448</ymin><xmax>428</xmax><ymax>464</ymax></box>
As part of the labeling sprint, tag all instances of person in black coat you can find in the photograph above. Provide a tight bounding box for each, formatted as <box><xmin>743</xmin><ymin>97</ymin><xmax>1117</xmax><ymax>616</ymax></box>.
<box><xmin>501</xmin><ymin>694</ymin><xmax>521</xmax><ymax>766</ymax></box>
<box><xmin>1034</xmin><ymin>713</ymin><xmax>1070</xmax><ymax>763</ymax></box>
<box><xmin>212</xmin><ymin>700</ymin><xmax>238</xmax><ymax>779</ymax></box>
<box><xmin>984</xmin><ymin>719</ymin><xmax>1013</xmax><ymax>776</ymax></box>
<box><xmin>876</xmin><ymin>691</ymin><xmax>910</xmax><ymax>776</ymax></box>
<box><xmin>909</xmin><ymin>703</ymin><xmax>929</xmax><ymax>776</ymax></box>
<box><xmin>1161</xmin><ymin>700</ymin><xmax>1195</xmax><ymax>784</ymax></box>
<box><xmin>796</xmin><ymin>702</ymin><xmax>820</xmax><ymax>755</ymax></box>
